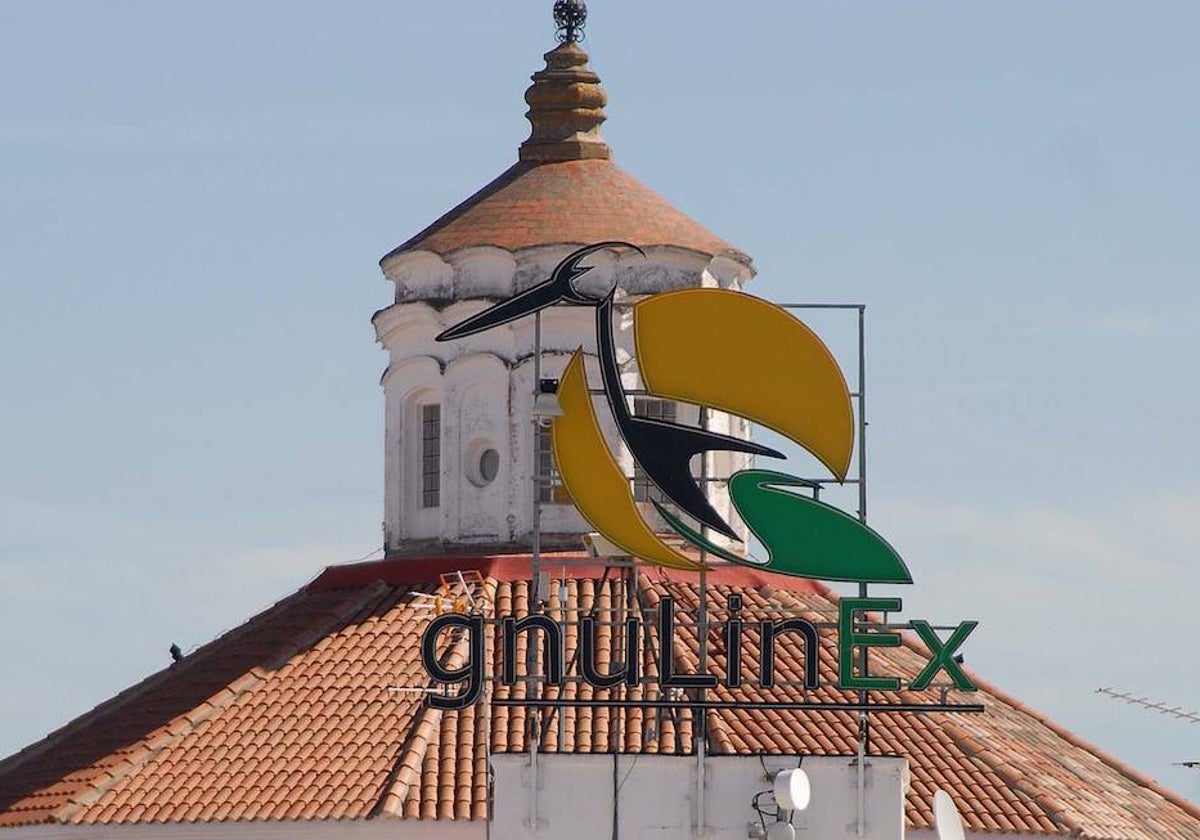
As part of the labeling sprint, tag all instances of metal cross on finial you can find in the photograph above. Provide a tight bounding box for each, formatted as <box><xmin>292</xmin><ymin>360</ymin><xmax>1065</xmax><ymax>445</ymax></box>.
<box><xmin>553</xmin><ymin>0</ymin><xmax>587</xmax><ymax>43</ymax></box>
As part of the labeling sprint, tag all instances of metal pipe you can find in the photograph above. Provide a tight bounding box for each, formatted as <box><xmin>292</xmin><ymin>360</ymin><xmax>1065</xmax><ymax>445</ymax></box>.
<box><xmin>856</xmin><ymin>697</ymin><xmax>868</xmax><ymax>837</ymax></box>
<box><xmin>857</xmin><ymin>306</ymin><xmax>868</xmax><ymax>526</ymax></box>
<box><xmin>529</xmin><ymin>310</ymin><xmax>542</xmax><ymax>832</ymax></box>
<box><xmin>495</xmin><ymin>698</ymin><xmax>986</xmax><ymax>713</ymax></box>
<box><xmin>558</xmin><ymin>570</ymin><xmax>566</xmax><ymax>749</ymax></box>
<box><xmin>589</xmin><ymin>387</ymin><xmax>864</xmax><ymax>399</ymax></box>
<box><xmin>777</xmin><ymin>303</ymin><xmax>867</xmax><ymax>310</ymax></box>
<box><xmin>856</xmin><ymin>306</ymin><xmax>871</xmax><ymax>757</ymax></box>
<box><xmin>680</xmin><ymin>476</ymin><xmax>863</xmax><ymax>485</ymax></box>
<box><xmin>529</xmin><ymin>734</ymin><xmax>539</xmax><ymax>833</ymax></box>
<box><xmin>587</xmin><ymin>387</ymin><xmax>862</xmax><ymax>398</ymax></box>
<box><xmin>470</xmin><ymin>618</ymin><xmax>966</xmax><ymax>632</ymax></box>
<box><xmin>607</xmin><ymin>299</ymin><xmax>862</xmax><ymax>311</ymax></box>
<box><xmin>695</xmin><ymin>406</ymin><xmax>709</xmax><ymax>832</ymax></box>
<box><xmin>533</xmin><ymin>309</ymin><xmax>543</xmax><ymax>603</ymax></box>
<box><xmin>611</xmin><ymin>752</ymin><xmax>619</xmax><ymax>840</ymax></box>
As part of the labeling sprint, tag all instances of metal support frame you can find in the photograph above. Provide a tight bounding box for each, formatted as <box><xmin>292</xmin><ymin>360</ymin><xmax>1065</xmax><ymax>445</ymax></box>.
<box><xmin>856</xmin><ymin>305</ymin><xmax>871</xmax><ymax>836</ymax></box>
<box><xmin>514</xmin><ymin>299</ymin><xmax>957</xmax><ymax>835</ymax></box>
<box><xmin>777</xmin><ymin>306</ymin><xmax>873</xmax><ymax>835</ymax></box>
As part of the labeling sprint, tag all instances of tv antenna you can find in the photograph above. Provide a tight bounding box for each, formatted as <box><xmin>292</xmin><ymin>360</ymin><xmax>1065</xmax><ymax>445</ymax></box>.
<box><xmin>1096</xmin><ymin>687</ymin><xmax>1200</xmax><ymax>724</ymax></box>
<box><xmin>1096</xmin><ymin>686</ymin><xmax>1197</xmax><ymax>769</ymax></box>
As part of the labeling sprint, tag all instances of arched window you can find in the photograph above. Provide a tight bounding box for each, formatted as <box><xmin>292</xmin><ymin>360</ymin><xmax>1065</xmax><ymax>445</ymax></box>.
<box><xmin>420</xmin><ymin>403</ymin><xmax>441</xmax><ymax>508</ymax></box>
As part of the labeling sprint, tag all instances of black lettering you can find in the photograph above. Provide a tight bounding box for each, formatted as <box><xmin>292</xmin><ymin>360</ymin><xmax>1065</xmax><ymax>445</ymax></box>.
<box><xmin>760</xmin><ymin>617</ymin><xmax>820</xmax><ymax>689</ymax></box>
<box><xmin>420</xmin><ymin>613</ymin><xmax>485</xmax><ymax>710</ymax></box>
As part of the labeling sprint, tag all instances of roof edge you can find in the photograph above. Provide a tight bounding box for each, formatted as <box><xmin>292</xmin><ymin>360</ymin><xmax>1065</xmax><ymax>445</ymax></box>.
<box><xmin>377</xmin><ymin>159</ymin><xmax>753</xmax><ymax>270</ymax></box>
<box><xmin>0</xmin><ymin>584</ymin><xmax>392</xmax><ymax>829</ymax></box>
<box><xmin>370</xmin><ymin>580</ymin><xmax>496</xmax><ymax>820</ymax></box>
<box><xmin>966</xmin><ymin>673</ymin><xmax>1200</xmax><ymax>824</ymax></box>
<box><xmin>305</xmin><ymin>555</ymin><xmax>1197</xmax><ymax>823</ymax></box>
<box><xmin>0</xmin><ymin>588</ymin><xmax>301</xmax><ymax>784</ymax></box>
<box><xmin>308</xmin><ymin>553</ymin><xmax>830</xmax><ymax>597</ymax></box>
<box><xmin>379</xmin><ymin>161</ymin><xmax>533</xmax><ymax>266</ymax></box>
<box><xmin>54</xmin><ymin>583</ymin><xmax>391</xmax><ymax>827</ymax></box>
<box><xmin>938</xmin><ymin>720</ymin><xmax>1083</xmax><ymax>834</ymax></box>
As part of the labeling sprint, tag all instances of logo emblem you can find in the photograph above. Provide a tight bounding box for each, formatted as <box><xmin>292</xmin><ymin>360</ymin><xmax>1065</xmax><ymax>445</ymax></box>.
<box><xmin>438</xmin><ymin>243</ymin><xmax>910</xmax><ymax>584</ymax></box>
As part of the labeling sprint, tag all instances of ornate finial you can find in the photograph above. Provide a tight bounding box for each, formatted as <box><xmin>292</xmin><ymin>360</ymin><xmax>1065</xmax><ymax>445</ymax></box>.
<box><xmin>519</xmin><ymin>11</ymin><xmax>609</xmax><ymax>163</ymax></box>
<box><xmin>553</xmin><ymin>0</ymin><xmax>587</xmax><ymax>44</ymax></box>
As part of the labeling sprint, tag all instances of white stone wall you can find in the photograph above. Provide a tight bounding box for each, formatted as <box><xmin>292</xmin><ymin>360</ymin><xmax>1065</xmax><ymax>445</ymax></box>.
<box><xmin>490</xmin><ymin>753</ymin><xmax>909</xmax><ymax>840</ymax></box>
<box><xmin>374</xmin><ymin>245</ymin><xmax>756</xmax><ymax>554</ymax></box>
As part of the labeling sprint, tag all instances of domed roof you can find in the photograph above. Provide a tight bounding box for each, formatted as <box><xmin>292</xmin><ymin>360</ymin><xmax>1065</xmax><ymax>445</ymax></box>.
<box><xmin>381</xmin><ymin>40</ymin><xmax>750</xmax><ymax>268</ymax></box>
<box><xmin>383</xmin><ymin>158</ymin><xmax>748</xmax><ymax>264</ymax></box>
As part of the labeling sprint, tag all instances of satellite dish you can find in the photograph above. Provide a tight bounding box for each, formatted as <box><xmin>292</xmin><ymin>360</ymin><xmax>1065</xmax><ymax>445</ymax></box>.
<box><xmin>766</xmin><ymin>822</ymin><xmax>796</xmax><ymax>840</ymax></box>
<box><xmin>773</xmin><ymin>768</ymin><xmax>811</xmax><ymax>811</ymax></box>
<box><xmin>933</xmin><ymin>789</ymin><xmax>966</xmax><ymax>840</ymax></box>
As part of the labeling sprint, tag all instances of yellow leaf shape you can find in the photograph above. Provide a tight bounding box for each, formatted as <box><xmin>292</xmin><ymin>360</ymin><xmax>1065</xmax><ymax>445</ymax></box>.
<box><xmin>551</xmin><ymin>350</ymin><xmax>703</xmax><ymax>571</ymax></box>
<box><xmin>634</xmin><ymin>289</ymin><xmax>854</xmax><ymax>480</ymax></box>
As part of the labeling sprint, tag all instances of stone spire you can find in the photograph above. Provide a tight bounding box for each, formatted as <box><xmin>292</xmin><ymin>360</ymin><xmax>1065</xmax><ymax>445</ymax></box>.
<box><xmin>519</xmin><ymin>3</ymin><xmax>610</xmax><ymax>163</ymax></box>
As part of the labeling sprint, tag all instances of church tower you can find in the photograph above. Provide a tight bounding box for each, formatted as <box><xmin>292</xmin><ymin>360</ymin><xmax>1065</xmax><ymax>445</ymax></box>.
<box><xmin>3</xmin><ymin>7</ymin><xmax>1197</xmax><ymax>838</ymax></box>
<box><xmin>373</xmin><ymin>3</ymin><xmax>756</xmax><ymax>555</ymax></box>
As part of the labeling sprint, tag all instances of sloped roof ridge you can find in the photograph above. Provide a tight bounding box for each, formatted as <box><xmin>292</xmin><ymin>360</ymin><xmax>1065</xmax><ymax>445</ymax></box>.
<box><xmin>873</xmin><ymin>589</ymin><xmax>1200</xmax><ymax>829</ymax></box>
<box><xmin>4</xmin><ymin>562</ymin><xmax>1194</xmax><ymax>834</ymax></box>
<box><xmin>966</xmin><ymin>672</ymin><xmax>1200</xmax><ymax>828</ymax></box>
<box><xmin>375</xmin><ymin>578</ymin><xmax>499</xmax><ymax>821</ymax></box>
<box><xmin>763</xmin><ymin>584</ymin><xmax>1200</xmax><ymax>835</ymax></box>
<box><xmin>0</xmin><ymin>589</ymin><xmax>297</xmax><ymax>783</ymax></box>
<box><xmin>0</xmin><ymin>582</ymin><xmax>389</xmax><ymax>826</ymax></box>
<box><xmin>888</xmin><ymin>597</ymin><xmax>1200</xmax><ymax>835</ymax></box>
<box><xmin>62</xmin><ymin>582</ymin><xmax>389</xmax><ymax>825</ymax></box>
<box><xmin>373</xmin><ymin>578</ymin><xmax>499</xmax><ymax>819</ymax></box>
<box><xmin>371</xmin><ymin>676</ymin><xmax>450</xmax><ymax>818</ymax></box>
<box><xmin>381</xmin><ymin>161</ymin><xmax>534</xmax><ymax>263</ymax></box>
<box><xmin>939</xmin><ymin>720</ymin><xmax>1084</xmax><ymax>835</ymax></box>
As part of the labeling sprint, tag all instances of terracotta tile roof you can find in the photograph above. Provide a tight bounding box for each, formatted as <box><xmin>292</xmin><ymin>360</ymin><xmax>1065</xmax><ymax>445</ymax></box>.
<box><xmin>0</xmin><ymin>554</ymin><xmax>1196</xmax><ymax>837</ymax></box>
<box><xmin>380</xmin><ymin>159</ymin><xmax>750</xmax><ymax>264</ymax></box>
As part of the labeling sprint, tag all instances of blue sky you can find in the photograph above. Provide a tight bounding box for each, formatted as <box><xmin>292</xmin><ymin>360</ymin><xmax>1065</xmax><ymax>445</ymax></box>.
<box><xmin>2</xmin><ymin>1</ymin><xmax>1198</xmax><ymax>802</ymax></box>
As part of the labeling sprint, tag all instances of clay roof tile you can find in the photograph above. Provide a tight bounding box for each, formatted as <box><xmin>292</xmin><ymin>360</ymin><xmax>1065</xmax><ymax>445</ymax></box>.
<box><xmin>382</xmin><ymin>159</ymin><xmax>748</xmax><ymax>267</ymax></box>
<box><xmin>0</xmin><ymin>559</ymin><xmax>1195</xmax><ymax>837</ymax></box>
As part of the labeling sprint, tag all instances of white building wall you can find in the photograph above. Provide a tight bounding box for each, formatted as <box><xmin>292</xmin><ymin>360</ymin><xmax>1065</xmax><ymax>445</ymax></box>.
<box><xmin>0</xmin><ymin>823</ymin><xmax>484</xmax><ymax>840</ymax></box>
<box><xmin>0</xmin><ymin>816</ymin><xmax>1048</xmax><ymax>840</ymax></box>
<box><xmin>0</xmin><ymin>816</ymin><xmax>1050</xmax><ymax>840</ymax></box>
<box><xmin>490</xmin><ymin>753</ymin><xmax>909</xmax><ymax>840</ymax></box>
<box><xmin>446</xmin><ymin>353</ymin><xmax>511</xmax><ymax>541</ymax></box>
<box><xmin>374</xmin><ymin>244</ymin><xmax>757</xmax><ymax>554</ymax></box>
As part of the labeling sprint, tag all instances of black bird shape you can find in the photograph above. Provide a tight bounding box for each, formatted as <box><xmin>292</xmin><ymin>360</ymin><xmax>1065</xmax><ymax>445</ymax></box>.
<box><xmin>436</xmin><ymin>241</ymin><xmax>616</xmax><ymax>342</ymax></box>
<box><xmin>436</xmin><ymin>242</ymin><xmax>782</xmax><ymax>540</ymax></box>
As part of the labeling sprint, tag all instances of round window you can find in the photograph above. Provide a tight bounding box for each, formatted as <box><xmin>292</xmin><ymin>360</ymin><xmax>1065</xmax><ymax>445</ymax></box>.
<box><xmin>478</xmin><ymin>448</ymin><xmax>500</xmax><ymax>484</ymax></box>
<box><xmin>465</xmin><ymin>439</ymin><xmax>501</xmax><ymax>488</ymax></box>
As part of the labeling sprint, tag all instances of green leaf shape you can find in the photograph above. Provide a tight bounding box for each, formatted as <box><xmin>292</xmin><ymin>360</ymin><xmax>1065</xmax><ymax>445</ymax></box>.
<box><xmin>729</xmin><ymin>469</ymin><xmax>912</xmax><ymax>584</ymax></box>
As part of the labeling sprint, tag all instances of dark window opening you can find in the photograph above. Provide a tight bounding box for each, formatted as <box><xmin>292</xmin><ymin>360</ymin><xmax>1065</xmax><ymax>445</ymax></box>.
<box><xmin>536</xmin><ymin>423</ymin><xmax>571</xmax><ymax>504</ymax></box>
<box><xmin>421</xmin><ymin>404</ymin><xmax>441</xmax><ymax>508</ymax></box>
<box><xmin>632</xmin><ymin>398</ymin><xmax>677</xmax><ymax>503</ymax></box>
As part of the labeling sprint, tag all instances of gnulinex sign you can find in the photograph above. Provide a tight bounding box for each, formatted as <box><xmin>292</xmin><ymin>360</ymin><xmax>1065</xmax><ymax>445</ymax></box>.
<box><xmin>420</xmin><ymin>243</ymin><xmax>980</xmax><ymax>715</ymax></box>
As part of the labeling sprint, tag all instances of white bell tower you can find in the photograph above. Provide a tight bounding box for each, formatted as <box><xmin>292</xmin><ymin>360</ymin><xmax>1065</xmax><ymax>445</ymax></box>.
<box><xmin>374</xmin><ymin>34</ymin><xmax>756</xmax><ymax>556</ymax></box>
